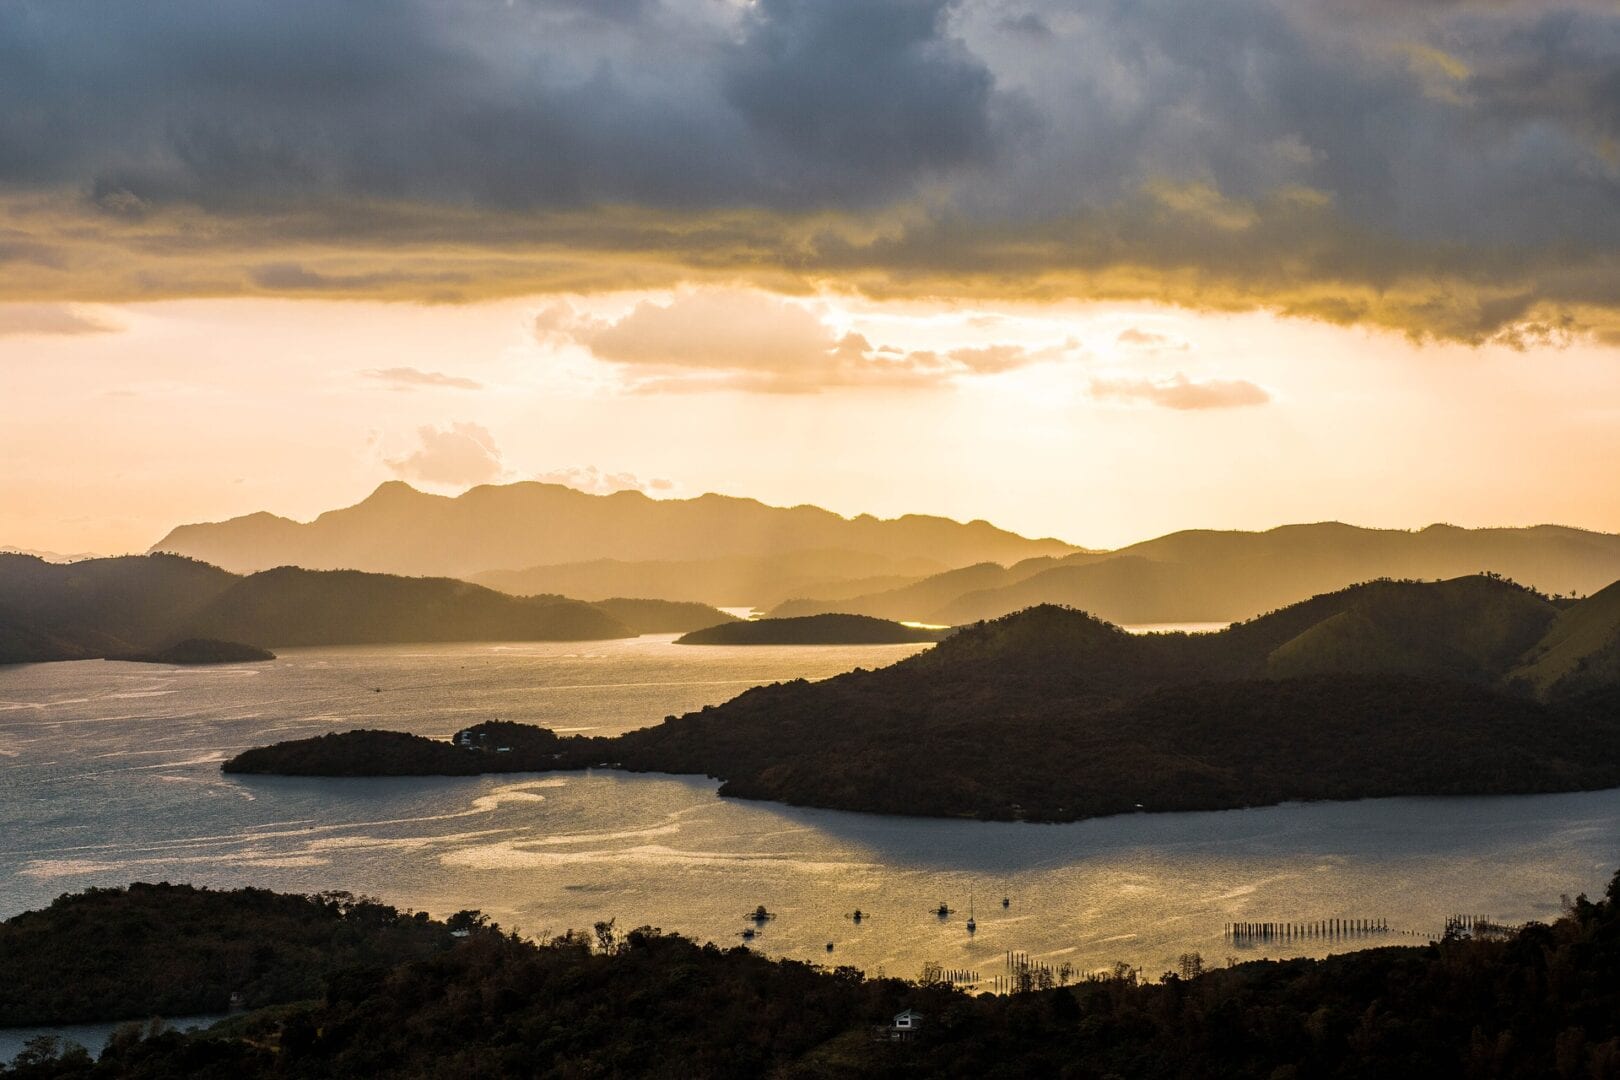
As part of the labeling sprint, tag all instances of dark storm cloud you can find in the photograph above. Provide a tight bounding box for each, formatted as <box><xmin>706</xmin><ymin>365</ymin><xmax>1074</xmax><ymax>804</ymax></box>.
<box><xmin>0</xmin><ymin>0</ymin><xmax>1007</xmax><ymax>212</ymax></box>
<box><xmin>0</xmin><ymin>0</ymin><xmax>1618</xmax><ymax>341</ymax></box>
<box><xmin>722</xmin><ymin>0</ymin><xmax>1016</xmax><ymax>200</ymax></box>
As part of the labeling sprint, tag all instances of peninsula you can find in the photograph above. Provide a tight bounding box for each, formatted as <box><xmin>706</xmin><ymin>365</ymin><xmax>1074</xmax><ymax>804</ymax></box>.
<box><xmin>225</xmin><ymin>575</ymin><xmax>1620</xmax><ymax>822</ymax></box>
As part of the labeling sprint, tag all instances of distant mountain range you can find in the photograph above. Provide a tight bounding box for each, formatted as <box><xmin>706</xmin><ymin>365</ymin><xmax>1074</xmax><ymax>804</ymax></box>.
<box><xmin>0</xmin><ymin>554</ymin><xmax>738</xmax><ymax>664</ymax></box>
<box><xmin>150</xmin><ymin>481</ymin><xmax>1076</xmax><ymax>581</ymax></box>
<box><xmin>146</xmin><ymin>486</ymin><xmax>1620</xmax><ymax>621</ymax></box>
<box><xmin>772</xmin><ymin>523</ymin><xmax>1620</xmax><ymax>625</ymax></box>
<box><xmin>472</xmin><ymin>549</ymin><xmax>947</xmax><ymax>609</ymax></box>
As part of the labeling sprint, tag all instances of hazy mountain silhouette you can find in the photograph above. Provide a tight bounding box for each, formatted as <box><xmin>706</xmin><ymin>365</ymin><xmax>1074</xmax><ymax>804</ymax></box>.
<box><xmin>150</xmin><ymin>481</ymin><xmax>1076</xmax><ymax>579</ymax></box>
<box><xmin>180</xmin><ymin>567</ymin><xmax>631</xmax><ymax>647</ymax></box>
<box><xmin>473</xmin><ymin>549</ymin><xmax>945</xmax><ymax>608</ymax></box>
<box><xmin>588</xmin><ymin>598</ymin><xmax>742</xmax><ymax>635</ymax></box>
<box><xmin>0</xmin><ymin>553</ymin><xmax>737</xmax><ymax>663</ymax></box>
<box><xmin>772</xmin><ymin>523</ymin><xmax>1620</xmax><ymax>624</ymax></box>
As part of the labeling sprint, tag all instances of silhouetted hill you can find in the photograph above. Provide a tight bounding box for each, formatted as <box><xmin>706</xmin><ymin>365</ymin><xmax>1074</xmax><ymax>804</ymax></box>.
<box><xmin>114</xmin><ymin>638</ymin><xmax>276</xmax><ymax>665</ymax></box>
<box><xmin>587</xmin><ymin>598</ymin><xmax>740</xmax><ymax>635</ymax></box>
<box><xmin>0</xmin><ymin>554</ymin><xmax>704</xmax><ymax>663</ymax></box>
<box><xmin>11</xmin><ymin>874</ymin><xmax>1620</xmax><ymax>1078</ymax></box>
<box><xmin>771</xmin><ymin>561</ymin><xmax>1031</xmax><ymax>621</ymax></box>
<box><xmin>151</xmin><ymin>481</ymin><xmax>1076</xmax><ymax>578</ymax></box>
<box><xmin>0</xmin><ymin>553</ymin><xmax>238</xmax><ymax>663</ymax></box>
<box><xmin>180</xmin><ymin>567</ymin><xmax>632</xmax><ymax>646</ymax></box>
<box><xmin>474</xmin><ymin>550</ymin><xmax>943</xmax><ymax>608</ymax></box>
<box><xmin>772</xmin><ymin>522</ymin><xmax>1620</xmax><ymax>625</ymax></box>
<box><xmin>1243</xmin><ymin>575</ymin><xmax>1562</xmax><ymax>682</ymax></box>
<box><xmin>675</xmin><ymin>614</ymin><xmax>949</xmax><ymax>646</ymax></box>
<box><xmin>227</xmin><ymin>576</ymin><xmax>1620</xmax><ymax>821</ymax></box>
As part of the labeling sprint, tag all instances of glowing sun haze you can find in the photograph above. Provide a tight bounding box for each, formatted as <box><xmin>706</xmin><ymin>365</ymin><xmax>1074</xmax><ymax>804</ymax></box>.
<box><xmin>2</xmin><ymin>0</ymin><xmax>1619</xmax><ymax>554</ymax></box>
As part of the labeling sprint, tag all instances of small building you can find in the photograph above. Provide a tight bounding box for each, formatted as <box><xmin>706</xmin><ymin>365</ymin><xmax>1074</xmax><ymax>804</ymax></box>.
<box><xmin>890</xmin><ymin>1009</ymin><xmax>924</xmax><ymax>1040</ymax></box>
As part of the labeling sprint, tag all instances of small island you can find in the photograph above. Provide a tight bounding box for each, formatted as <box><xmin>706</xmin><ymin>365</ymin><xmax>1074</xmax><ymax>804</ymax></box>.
<box><xmin>675</xmin><ymin>613</ymin><xmax>950</xmax><ymax>646</ymax></box>
<box><xmin>113</xmin><ymin>638</ymin><xmax>276</xmax><ymax>665</ymax></box>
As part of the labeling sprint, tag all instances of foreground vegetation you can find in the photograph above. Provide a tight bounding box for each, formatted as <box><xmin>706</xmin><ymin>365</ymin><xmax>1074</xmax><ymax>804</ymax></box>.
<box><xmin>8</xmin><ymin>873</ymin><xmax>1620</xmax><ymax>1077</ymax></box>
<box><xmin>227</xmin><ymin>576</ymin><xmax>1620</xmax><ymax>821</ymax></box>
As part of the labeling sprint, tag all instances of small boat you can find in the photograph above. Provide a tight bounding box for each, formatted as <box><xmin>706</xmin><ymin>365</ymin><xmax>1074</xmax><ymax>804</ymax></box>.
<box><xmin>740</xmin><ymin>927</ymin><xmax>757</xmax><ymax>940</ymax></box>
<box><xmin>1001</xmin><ymin>896</ymin><xmax>1010</xmax><ymax>909</ymax></box>
<box><xmin>747</xmin><ymin>905</ymin><xmax>775</xmax><ymax>923</ymax></box>
<box><xmin>966</xmin><ymin>890</ymin><xmax>976</xmax><ymax>934</ymax></box>
<box><xmin>850</xmin><ymin>909</ymin><xmax>864</xmax><ymax>923</ymax></box>
<box><xmin>936</xmin><ymin>902</ymin><xmax>951</xmax><ymax>918</ymax></box>
<box><xmin>825</xmin><ymin>942</ymin><xmax>835</xmax><ymax>952</ymax></box>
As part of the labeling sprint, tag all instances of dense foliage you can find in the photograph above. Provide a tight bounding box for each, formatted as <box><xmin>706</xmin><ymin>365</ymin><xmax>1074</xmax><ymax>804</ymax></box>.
<box><xmin>226</xmin><ymin>578</ymin><xmax>1620</xmax><ymax>822</ymax></box>
<box><xmin>10</xmin><ymin>873</ymin><xmax>1620</xmax><ymax>1077</ymax></box>
<box><xmin>0</xmin><ymin>884</ymin><xmax>456</xmax><ymax>1025</ymax></box>
<box><xmin>676</xmin><ymin>613</ymin><xmax>948</xmax><ymax>645</ymax></box>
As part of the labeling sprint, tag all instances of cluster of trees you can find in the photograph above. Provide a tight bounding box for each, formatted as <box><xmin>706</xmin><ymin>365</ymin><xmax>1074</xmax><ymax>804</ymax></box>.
<box><xmin>9</xmin><ymin>872</ymin><xmax>1620</xmax><ymax>1077</ymax></box>
<box><xmin>0</xmin><ymin>884</ymin><xmax>460</xmax><ymax>1025</ymax></box>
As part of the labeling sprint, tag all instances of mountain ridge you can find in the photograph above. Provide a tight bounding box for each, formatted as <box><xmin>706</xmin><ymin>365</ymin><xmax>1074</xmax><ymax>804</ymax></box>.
<box><xmin>774</xmin><ymin>522</ymin><xmax>1620</xmax><ymax>625</ymax></box>
<box><xmin>150</xmin><ymin>481</ymin><xmax>1079</xmax><ymax>579</ymax></box>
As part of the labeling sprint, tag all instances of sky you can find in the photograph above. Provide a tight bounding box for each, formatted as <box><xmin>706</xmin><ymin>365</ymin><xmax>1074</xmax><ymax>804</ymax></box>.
<box><xmin>2</xmin><ymin>0</ymin><xmax>1619</xmax><ymax>554</ymax></box>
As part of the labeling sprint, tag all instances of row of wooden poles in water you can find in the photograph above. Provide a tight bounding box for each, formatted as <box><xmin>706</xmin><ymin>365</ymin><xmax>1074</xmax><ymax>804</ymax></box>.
<box><xmin>1227</xmin><ymin>914</ymin><xmax>1503</xmax><ymax>944</ymax></box>
<box><xmin>1227</xmin><ymin>917</ymin><xmax>1389</xmax><ymax>943</ymax></box>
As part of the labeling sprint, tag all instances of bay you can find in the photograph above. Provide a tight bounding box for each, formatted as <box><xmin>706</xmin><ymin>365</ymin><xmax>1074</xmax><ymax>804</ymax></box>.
<box><xmin>2</xmin><ymin>638</ymin><xmax>1617</xmax><ymax>993</ymax></box>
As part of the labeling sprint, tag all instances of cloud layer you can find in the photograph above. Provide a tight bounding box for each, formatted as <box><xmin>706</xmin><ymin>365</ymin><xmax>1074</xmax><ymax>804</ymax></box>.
<box><xmin>2</xmin><ymin>0</ymin><xmax>1619</xmax><ymax>341</ymax></box>
<box><xmin>536</xmin><ymin>290</ymin><xmax>1074</xmax><ymax>391</ymax></box>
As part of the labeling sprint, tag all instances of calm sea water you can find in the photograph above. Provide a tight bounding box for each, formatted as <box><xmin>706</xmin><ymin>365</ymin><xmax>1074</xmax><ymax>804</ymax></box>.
<box><xmin>3</xmin><ymin>638</ymin><xmax>1618</xmax><ymax>1000</ymax></box>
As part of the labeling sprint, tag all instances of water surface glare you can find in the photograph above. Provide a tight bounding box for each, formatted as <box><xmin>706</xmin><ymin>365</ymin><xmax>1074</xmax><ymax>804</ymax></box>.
<box><xmin>2</xmin><ymin>639</ymin><xmax>1618</xmax><ymax>984</ymax></box>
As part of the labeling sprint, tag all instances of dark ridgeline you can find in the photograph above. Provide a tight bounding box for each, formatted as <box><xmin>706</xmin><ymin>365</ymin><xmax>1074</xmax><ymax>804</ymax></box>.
<box><xmin>770</xmin><ymin>522</ymin><xmax>1620</xmax><ymax>626</ymax></box>
<box><xmin>7</xmin><ymin>872</ymin><xmax>1620</xmax><ymax>1077</ymax></box>
<box><xmin>226</xmin><ymin>574</ymin><xmax>1620</xmax><ymax>823</ymax></box>
<box><xmin>0</xmin><ymin>553</ymin><xmax>739</xmax><ymax>665</ymax></box>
